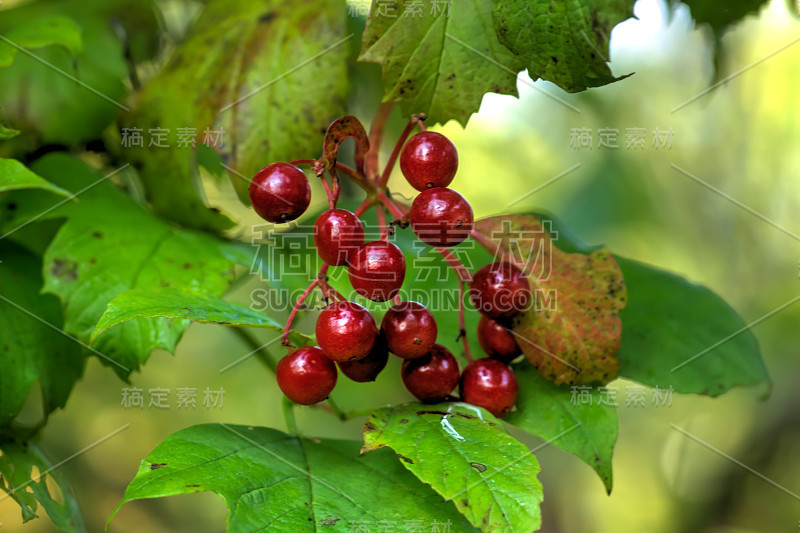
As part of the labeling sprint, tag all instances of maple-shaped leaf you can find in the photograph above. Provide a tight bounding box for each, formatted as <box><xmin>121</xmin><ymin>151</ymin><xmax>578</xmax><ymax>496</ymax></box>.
<box><xmin>472</xmin><ymin>215</ymin><xmax>626</xmax><ymax>384</ymax></box>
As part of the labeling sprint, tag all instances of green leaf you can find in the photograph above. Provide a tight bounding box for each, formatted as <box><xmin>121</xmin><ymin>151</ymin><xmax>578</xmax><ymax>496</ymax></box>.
<box><xmin>473</xmin><ymin>215</ymin><xmax>627</xmax><ymax>385</ymax></box>
<box><xmin>111</xmin><ymin>423</ymin><xmax>475</xmax><ymax>532</ymax></box>
<box><xmin>0</xmin><ymin>15</ymin><xmax>83</xmax><ymax>68</ymax></box>
<box><xmin>363</xmin><ymin>402</ymin><xmax>543</xmax><ymax>531</ymax></box>
<box><xmin>0</xmin><ymin>242</ymin><xmax>84</xmax><ymax>426</ymax></box>
<box><xmin>0</xmin><ymin>441</ymin><xmax>86</xmax><ymax>532</ymax></box>
<box><xmin>0</xmin><ymin>123</ymin><xmax>20</xmax><ymax>140</ymax></box>
<box><xmin>121</xmin><ymin>0</ymin><xmax>349</xmax><ymax>231</ymax></box>
<box><xmin>615</xmin><ymin>256</ymin><xmax>769</xmax><ymax>396</ymax></box>
<box><xmin>360</xmin><ymin>0</ymin><xmax>524</xmax><ymax>126</ymax></box>
<box><xmin>678</xmin><ymin>0</ymin><xmax>769</xmax><ymax>34</ymax></box>
<box><xmin>0</xmin><ymin>158</ymin><xmax>70</xmax><ymax>197</ymax></box>
<box><xmin>492</xmin><ymin>0</ymin><xmax>634</xmax><ymax>93</ymax></box>
<box><xmin>26</xmin><ymin>153</ymin><xmax>244</xmax><ymax>378</ymax></box>
<box><xmin>0</xmin><ymin>0</ymin><xmax>160</xmax><ymax>144</ymax></box>
<box><xmin>91</xmin><ymin>287</ymin><xmax>314</xmax><ymax>348</ymax></box>
<box><xmin>505</xmin><ymin>362</ymin><xmax>617</xmax><ymax>492</ymax></box>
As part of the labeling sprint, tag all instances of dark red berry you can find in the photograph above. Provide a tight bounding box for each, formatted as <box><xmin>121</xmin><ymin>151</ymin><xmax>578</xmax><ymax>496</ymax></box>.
<box><xmin>409</xmin><ymin>187</ymin><xmax>473</xmax><ymax>247</ymax></box>
<box><xmin>276</xmin><ymin>347</ymin><xmax>337</xmax><ymax>405</ymax></box>
<box><xmin>249</xmin><ymin>162</ymin><xmax>311</xmax><ymax>223</ymax></box>
<box><xmin>348</xmin><ymin>241</ymin><xmax>406</xmax><ymax>302</ymax></box>
<box><xmin>315</xmin><ymin>301</ymin><xmax>377</xmax><ymax>362</ymax></box>
<box><xmin>477</xmin><ymin>315</ymin><xmax>522</xmax><ymax>363</ymax></box>
<box><xmin>470</xmin><ymin>261</ymin><xmax>531</xmax><ymax>319</ymax></box>
<box><xmin>313</xmin><ymin>209</ymin><xmax>365</xmax><ymax>266</ymax></box>
<box><xmin>401</xmin><ymin>344</ymin><xmax>460</xmax><ymax>403</ymax></box>
<box><xmin>381</xmin><ymin>301</ymin><xmax>437</xmax><ymax>359</ymax></box>
<box><xmin>338</xmin><ymin>333</ymin><xmax>389</xmax><ymax>382</ymax></box>
<box><xmin>400</xmin><ymin>131</ymin><xmax>458</xmax><ymax>191</ymax></box>
<box><xmin>459</xmin><ymin>358</ymin><xmax>518</xmax><ymax>418</ymax></box>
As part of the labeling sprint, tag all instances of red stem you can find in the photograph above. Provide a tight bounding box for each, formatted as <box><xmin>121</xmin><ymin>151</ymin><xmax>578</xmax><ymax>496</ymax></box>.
<box><xmin>458</xmin><ymin>279</ymin><xmax>474</xmax><ymax>363</ymax></box>
<box><xmin>281</xmin><ymin>279</ymin><xmax>319</xmax><ymax>346</ymax></box>
<box><xmin>378</xmin><ymin>114</ymin><xmax>426</xmax><ymax>187</ymax></box>
<box><xmin>436</xmin><ymin>247</ymin><xmax>473</xmax><ymax>283</ymax></box>
<box><xmin>376</xmin><ymin>191</ymin><xmax>408</xmax><ymax>219</ymax></box>
<box><xmin>366</xmin><ymin>103</ymin><xmax>393</xmax><ymax>183</ymax></box>
<box><xmin>290</xmin><ymin>158</ymin><xmax>316</xmax><ymax>166</ymax></box>
<box><xmin>335</xmin><ymin>163</ymin><xmax>370</xmax><ymax>191</ymax></box>
<box><xmin>354</xmin><ymin>197</ymin><xmax>374</xmax><ymax>218</ymax></box>
<box><xmin>376</xmin><ymin>204</ymin><xmax>388</xmax><ymax>241</ymax></box>
<box><xmin>469</xmin><ymin>229</ymin><xmax>528</xmax><ymax>272</ymax></box>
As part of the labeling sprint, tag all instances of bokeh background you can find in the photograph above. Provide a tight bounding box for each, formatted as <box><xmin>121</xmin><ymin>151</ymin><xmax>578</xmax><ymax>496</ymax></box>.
<box><xmin>2</xmin><ymin>0</ymin><xmax>799</xmax><ymax>531</ymax></box>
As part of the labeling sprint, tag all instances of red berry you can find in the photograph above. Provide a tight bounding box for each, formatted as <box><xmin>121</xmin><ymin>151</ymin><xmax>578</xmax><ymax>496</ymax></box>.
<box><xmin>249</xmin><ymin>162</ymin><xmax>311</xmax><ymax>223</ymax></box>
<box><xmin>477</xmin><ymin>316</ymin><xmax>522</xmax><ymax>363</ymax></box>
<box><xmin>338</xmin><ymin>333</ymin><xmax>389</xmax><ymax>382</ymax></box>
<box><xmin>316</xmin><ymin>301</ymin><xmax>377</xmax><ymax>362</ymax></box>
<box><xmin>401</xmin><ymin>344</ymin><xmax>460</xmax><ymax>403</ymax></box>
<box><xmin>400</xmin><ymin>131</ymin><xmax>458</xmax><ymax>191</ymax></box>
<box><xmin>459</xmin><ymin>358</ymin><xmax>518</xmax><ymax>418</ymax></box>
<box><xmin>409</xmin><ymin>187</ymin><xmax>473</xmax><ymax>247</ymax></box>
<box><xmin>313</xmin><ymin>209</ymin><xmax>365</xmax><ymax>266</ymax></box>
<box><xmin>276</xmin><ymin>347</ymin><xmax>337</xmax><ymax>405</ymax></box>
<box><xmin>470</xmin><ymin>261</ymin><xmax>531</xmax><ymax>319</ymax></box>
<box><xmin>348</xmin><ymin>241</ymin><xmax>406</xmax><ymax>302</ymax></box>
<box><xmin>381</xmin><ymin>301</ymin><xmax>437</xmax><ymax>359</ymax></box>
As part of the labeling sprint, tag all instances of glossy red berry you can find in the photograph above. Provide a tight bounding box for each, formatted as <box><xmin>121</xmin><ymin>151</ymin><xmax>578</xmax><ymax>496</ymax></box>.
<box><xmin>313</xmin><ymin>209</ymin><xmax>365</xmax><ymax>266</ymax></box>
<box><xmin>249</xmin><ymin>162</ymin><xmax>311</xmax><ymax>223</ymax></box>
<box><xmin>400</xmin><ymin>131</ymin><xmax>458</xmax><ymax>191</ymax></box>
<box><xmin>381</xmin><ymin>301</ymin><xmax>437</xmax><ymax>359</ymax></box>
<box><xmin>401</xmin><ymin>344</ymin><xmax>460</xmax><ymax>403</ymax></box>
<box><xmin>409</xmin><ymin>187</ymin><xmax>473</xmax><ymax>247</ymax></box>
<box><xmin>470</xmin><ymin>261</ymin><xmax>531</xmax><ymax>319</ymax></box>
<box><xmin>459</xmin><ymin>358</ymin><xmax>518</xmax><ymax>418</ymax></box>
<box><xmin>337</xmin><ymin>333</ymin><xmax>389</xmax><ymax>382</ymax></box>
<box><xmin>348</xmin><ymin>241</ymin><xmax>406</xmax><ymax>302</ymax></box>
<box><xmin>477</xmin><ymin>316</ymin><xmax>522</xmax><ymax>363</ymax></box>
<box><xmin>315</xmin><ymin>301</ymin><xmax>377</xmax><ymax>362</ymax></box>
<box><xmin>276</xmin><ymin>347</ymin><xmax>337</xmax><ymax>405</ymax></box>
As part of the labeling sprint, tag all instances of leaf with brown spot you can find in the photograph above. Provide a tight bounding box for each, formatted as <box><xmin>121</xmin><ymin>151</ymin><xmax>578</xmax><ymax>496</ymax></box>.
<box><xmin>473</xmin><ymin>215</ymin><xmax>627</xmax><ymax>385</ymax></box>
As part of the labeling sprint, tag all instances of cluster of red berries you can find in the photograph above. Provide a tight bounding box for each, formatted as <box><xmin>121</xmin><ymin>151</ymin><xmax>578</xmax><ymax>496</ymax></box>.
<box><xmin>249</xmin><ymin>129</ymin><xmax>531</xmax><ymax>418</ymax></box>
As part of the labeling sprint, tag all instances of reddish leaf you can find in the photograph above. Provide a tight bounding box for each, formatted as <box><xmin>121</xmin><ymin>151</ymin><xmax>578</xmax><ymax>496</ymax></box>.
<box><xmin>322</xmin><ymin>115</ymin><xmax>370</xmax><ymax>176</ymax></box>
<box><xmin>472</xmin><ymin>215</ymin><xmax>626</xmax><ymax>385</ymax></box>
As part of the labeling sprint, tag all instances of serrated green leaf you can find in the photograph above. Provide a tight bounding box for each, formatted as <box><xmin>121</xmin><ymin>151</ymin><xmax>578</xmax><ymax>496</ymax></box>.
<box><xmin>0</xmin><ymin>441</ymin><xmax>86</xmax><ymax>532</ymax></box>
<box><xmin>360</xmin><ymin>0</ymin><xmax>523</xmax><ymax>126</ymax></box>
<box><xmin>0</xmin><ymin>15</ymin><xmax>83</xmax><ymax>68</ymax></box>
<box><xmin>363</xmin><ymin>402</ymin><xmax>543</xmax><ymax>532</ymax></box>
<box><xmin>121</xmin><ymin>0</ymin><xmax>349</xmax><ymax>231</ymax></box>
<box><xmin>111</xmin><ymin>423</ymin><xmax>476</xmax><ymax>532</ymax></box>
<box><xmin>24</xmin><ymin>153</ymin><xmax>245</xmax><ymax>378</ymax></box>
<box><xmin>492</xmin><ymin>0</ymin><xmax>634</xmax><ymax>92</ymax></box>
<box><xmin>91</xmin><ymin>287</ymin><xmax>314</xmax><ymax>348</ymax></box>
<box><xmin>505</xmin><ymin>362</ymin><xmax>617</xmax><ymax>493</ymax></box>
<box><xmin>615</xmin><ymin>256</ymin><xmax>769</xmax><ymax>396</ymax></box>
<box><xmin>473</xmin><ymin>215</ymin><xmax>627</xmax><ymax>385</ymax></box>
<box><xmin>0</xmin><ymin>242</ymin><xmax>84</xmax><ymax>426</ymax></box>
<box><xmin>0</xmin><ymin>158</ymin><xmax>70</xmax><ymax>197</ymax></box>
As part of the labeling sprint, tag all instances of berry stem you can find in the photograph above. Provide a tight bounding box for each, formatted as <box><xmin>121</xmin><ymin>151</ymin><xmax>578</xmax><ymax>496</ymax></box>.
<box><xmin>377</xmin><ymin>113</ymin><xmax>427</xmax><ymax>187</ymax></box>
<box><xmin>376</xmin><ymin>191</ymin><xmax>408</xmax><ymax>220</ymax></box>
<box><xmin>318</xmin><ymin>173</ymin><xmax>336</xmax><ymax>209</ymax></box>
<box><xmin>376</xmin><ymin>204</ymin><xmax>389</xmax><ymax>241</ymax></box>
<box><xmin>281</xmin><ymin>278</ymin><xmax>319</xmax><ymax>346</ymax></box>
<box><xmin>469</xmin><ymin>229</ymin><xmax>528</xmax><ymax>272</ymax></box>
<box><xmin>354</xmin><ymin>196</ymin><xmax>375</xmax><ymax>217</ymax></box>
<box><xmin>457</xmin><ymin>279</ymin><xmax>474</xmax><ymax>363</ymax></box>
<box><xmin>366</xmin><ymin>102</ymin><xmax>393</xmax><ymax>183</ymax></box>
<box><xmin>325</xmin><ymin>396</ymin><xmax>347</xmax><ymax>421</ymax></box>
<box><xmin>436</xmin><ymin>247</ymin><xmax>473</xmax><ymax>284</ymax></box>
<box><xmin>334</xmin><ymin>162</ymin><xmax>370</xmax><ymax>191</ymax></box>
<box><xmin>282</xmin><ymin>396</ymin><xmax>299</xmax><ymax>435</ymax></box>
<box><xmin>290</xmin><ymin>158</ymin><xmax>316</xmax><ymax>166</ymax></box>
